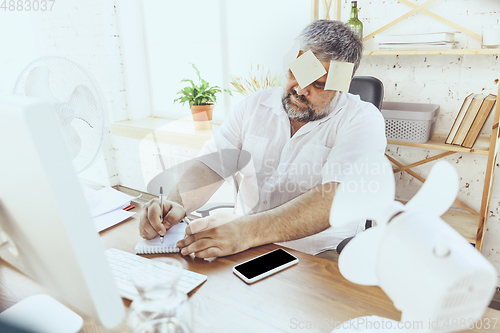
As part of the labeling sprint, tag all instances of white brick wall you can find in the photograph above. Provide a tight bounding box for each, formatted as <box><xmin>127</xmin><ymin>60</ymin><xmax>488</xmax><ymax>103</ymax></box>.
<box><xmin>30</xmin><ymin>0</ymin><xmax>128</xmax><ymax>187</ymax></box>
<box><xmin>353</xmin><ymin>0</ymin><xmax>500</xmax><ymax>271</ymax></box>
<box><xmin>32</xmin><ymin>0</ymin><xmax>127</xmax><ymax>122</ymax></box>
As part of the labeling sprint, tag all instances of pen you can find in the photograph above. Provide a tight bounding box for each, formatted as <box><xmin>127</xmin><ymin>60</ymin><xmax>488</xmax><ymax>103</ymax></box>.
<box><xmin>159</xmin><ymin>187</ymin><xmax>164</xmax><ymax>244</ymax></box>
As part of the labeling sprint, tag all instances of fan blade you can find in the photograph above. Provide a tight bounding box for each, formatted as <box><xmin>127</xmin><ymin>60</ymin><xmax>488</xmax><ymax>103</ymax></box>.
<box><xmin>67</xmin><ymin>84</ymin><xmax>98</xmax><ymax>128</ymax></box>
<box><xmin>338</xmin><ymin>226</ymin><xmax>384</xmax><ymax>286</ymax></box>
<box><xmin>62</xmin><ymin>125</ymin><xmax>82</xmax><ymax>160</ymax></box>
<box><xmin>24</xmin><ymin>66</ymin><xmax>56</xmax><ymax>102</ymax></box>
<box><xmin>330</xmin><ymin>153</ymin><xmax>395</xmax><ymax>228</ymax></box>
<box><xmin>405</xmin><ymin>161</ymin><xmax>458</xmax><ymax>216</ymax></box>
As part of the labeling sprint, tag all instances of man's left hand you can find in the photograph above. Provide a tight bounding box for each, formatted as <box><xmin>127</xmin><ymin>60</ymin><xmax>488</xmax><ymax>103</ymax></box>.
<box><xmin>176</xmin><ymin>211</ymin><xmax>251</xmax><ymax>258</ymax></box>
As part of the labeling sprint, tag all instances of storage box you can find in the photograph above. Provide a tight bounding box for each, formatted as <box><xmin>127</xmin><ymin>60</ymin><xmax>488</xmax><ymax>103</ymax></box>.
<box><xmin>381</xmin><ymin>102</ymin><xmax>440</xmax><ymax>143</ymax></box>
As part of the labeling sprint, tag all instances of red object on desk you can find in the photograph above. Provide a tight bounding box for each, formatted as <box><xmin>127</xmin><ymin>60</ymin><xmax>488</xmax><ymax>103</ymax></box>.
<box><xmin>122</xmin><ymin>205</ymin><xmax>135</xmax><ymax>211</ymax></box>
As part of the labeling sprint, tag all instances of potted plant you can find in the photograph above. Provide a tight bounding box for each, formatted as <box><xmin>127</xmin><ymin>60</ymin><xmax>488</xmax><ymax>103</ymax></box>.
<box><xmin>174</xmin><ymin>63</ymin><xmax>232</xmax><ymax>122</ymax></box>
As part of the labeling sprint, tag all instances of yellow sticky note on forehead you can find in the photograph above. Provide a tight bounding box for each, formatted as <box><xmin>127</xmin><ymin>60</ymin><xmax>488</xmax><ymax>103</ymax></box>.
<box><xmin>325</xmin><ymin>61</ymin><xmax>354</xmax><ymax>92</ymax></box>
<box><xmin>289</xmin><ymin>50</ymin><xmax>327</xmax><ymax>89</ymax></box>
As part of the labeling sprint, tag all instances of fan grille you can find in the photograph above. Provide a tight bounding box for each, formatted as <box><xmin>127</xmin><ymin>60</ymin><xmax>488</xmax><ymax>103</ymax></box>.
<box><xmin>14</xmin><ymin>56</ymin><xmax>106</xmax><ymax>174</ymax></box>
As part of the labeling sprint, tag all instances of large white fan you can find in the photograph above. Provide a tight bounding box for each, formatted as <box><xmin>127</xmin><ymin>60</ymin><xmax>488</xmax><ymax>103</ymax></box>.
<box><xmin>13</xmin><ymin>56</ymin><xmax>107</xmax><ymax>174</ymax></box>
<box><xmin>330</xmin><ymin>154</ymin><xmax>496</xmax><ymax>333</ymax></box>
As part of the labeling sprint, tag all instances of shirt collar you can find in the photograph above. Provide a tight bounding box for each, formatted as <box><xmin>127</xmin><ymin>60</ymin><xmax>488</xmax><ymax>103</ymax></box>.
<box><xmin>259</xmin><ymin>87</ymin><xmax>284</xmax><ymax>116</ymax></box>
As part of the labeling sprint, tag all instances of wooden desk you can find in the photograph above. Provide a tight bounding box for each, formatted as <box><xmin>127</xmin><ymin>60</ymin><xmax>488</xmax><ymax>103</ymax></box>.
<box><xmin>1</xmin><ymin>205</ymin><xmax>499</xmax><ymax>332</ymax></box>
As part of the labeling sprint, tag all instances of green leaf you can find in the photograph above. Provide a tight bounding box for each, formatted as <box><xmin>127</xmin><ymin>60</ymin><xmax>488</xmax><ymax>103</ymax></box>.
<box><xmin>201</xmin><ymin>80</ymin><xmax>209</xmax><ymax>91</ymax></box>
<box><xmin>190</xmin><ymin>63</ymin><xmax>202</xmax><ymax>82</ymax></box>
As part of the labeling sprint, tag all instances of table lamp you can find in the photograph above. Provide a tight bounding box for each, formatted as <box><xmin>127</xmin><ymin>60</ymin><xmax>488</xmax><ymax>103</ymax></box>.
<box><xmin>330</xmin><ymin>154</ymin><xmax>497</xmax><ymax>333</ymax></box>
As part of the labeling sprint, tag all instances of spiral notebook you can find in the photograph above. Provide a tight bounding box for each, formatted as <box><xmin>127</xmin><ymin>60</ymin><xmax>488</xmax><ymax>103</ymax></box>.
<box><xmin>135</xmin><ymin>223</ymin><xmax>186</xmax><ymax>254</ymax></box>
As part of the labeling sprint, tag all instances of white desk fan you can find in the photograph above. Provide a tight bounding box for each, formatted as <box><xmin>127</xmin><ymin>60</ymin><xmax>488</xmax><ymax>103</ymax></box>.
<box><xmin>330</xmin><ymin>153</ymin><xmax>497</xmax><ymax>333</ymax></box>
<box><xmin>13</xmin><ymin>56</ymin><xmax>107</xmax><ymax>174</ymax></box>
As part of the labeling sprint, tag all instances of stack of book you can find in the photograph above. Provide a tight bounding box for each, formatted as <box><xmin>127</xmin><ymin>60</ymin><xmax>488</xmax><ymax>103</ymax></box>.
<box><xmin>375</xmin><ymin>32</ymin><xmax>458</xmax><ymax>50</ymax></box>
<box><xmin>445</xmin><ymin>93</ymin><xmax>497</xmax><ymax>148</ymax></box>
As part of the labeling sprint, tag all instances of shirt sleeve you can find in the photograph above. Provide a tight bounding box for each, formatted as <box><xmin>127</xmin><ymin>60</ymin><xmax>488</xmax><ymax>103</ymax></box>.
<box><xmin>322</xmin><ymin>104</ymin><xmax>387</xmax><ymax>184</ymax></box>
<box><xmin>196</xmin><ymin>99</ymin><xmax>247</xmax><ymax>181</ymax></box>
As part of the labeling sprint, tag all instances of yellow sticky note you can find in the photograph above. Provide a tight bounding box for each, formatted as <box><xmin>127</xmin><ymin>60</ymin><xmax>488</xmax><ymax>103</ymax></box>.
<box><xmin>289</xmin><ymin>50</ymin><xmax>327</xmax><ymax>89</ymax></box>
<box><xmin>325</xmin><ymin>61</ymin><xmax>354</xmax><ymax>92</ymax></box>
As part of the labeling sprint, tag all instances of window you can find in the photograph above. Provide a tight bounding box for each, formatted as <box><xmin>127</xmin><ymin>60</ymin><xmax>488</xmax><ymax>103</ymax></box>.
<box><xmin>0</xmin><ymin>12</ymin><xmax>38</xmax><ymax>97</ymax></box>
<box><xmin>142</xmin><ymin>0</ymin><xmax>310</xmax><ymax>123</ymax></box>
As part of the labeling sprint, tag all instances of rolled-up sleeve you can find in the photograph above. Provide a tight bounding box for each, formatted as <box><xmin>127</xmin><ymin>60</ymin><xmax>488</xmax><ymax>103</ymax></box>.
<box><xmin>322</xmin><ymin>106</ymin><xmax>387</xmax><ymax>184</ymax></box>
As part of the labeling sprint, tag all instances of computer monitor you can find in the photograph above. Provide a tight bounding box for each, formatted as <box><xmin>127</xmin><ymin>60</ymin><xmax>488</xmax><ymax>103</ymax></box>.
<box><xmin>0</xmin><ymin>96</ymin><xmax>125</xmax><ymax>330</ymax></box>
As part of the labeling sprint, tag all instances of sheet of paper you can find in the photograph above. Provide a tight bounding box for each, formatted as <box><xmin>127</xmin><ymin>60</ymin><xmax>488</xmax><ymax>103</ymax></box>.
<box><xmin>282</xmin><ymin>40</ymin><xmax>301</xmax><ymax>72</ymax></box>
<box><xmin>137</xmin><ymin>223</ymin><xmax>187</xmax><ymax>247</ymax></box>
<box><xmin>89</xmin><ymin>187</ymin><xmax>139</xmax><ymax>218</ymax></box>
<box><xmin>325</xmin><ymin>61</ymin><xmax>354</xmax><ymax>92</ymax></box>
<box><xmin>94</xmin><ymin>209</ymin><xmax>135</xmax><ymax>233</ymax></box>
<box><xmin>288</xmin><ymin>50</ymin><xmax>326</xmax><ymax>89</ymax></box>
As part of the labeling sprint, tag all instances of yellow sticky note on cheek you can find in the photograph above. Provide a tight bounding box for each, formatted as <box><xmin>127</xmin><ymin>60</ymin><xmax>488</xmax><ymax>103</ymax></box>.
<box><xmin>289</xmin><ymin>50</ymin><xmax>327</xmax><ymax>89</ymax></box>
<box><xmin>325</xmin><ymin>61</ymin><xmax>354</xmax><ymax>92</ymax></box>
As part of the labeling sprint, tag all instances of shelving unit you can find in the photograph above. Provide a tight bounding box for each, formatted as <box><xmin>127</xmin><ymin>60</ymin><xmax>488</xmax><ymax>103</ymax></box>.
<box><xmin>387</xmin><ymin>133</ymin><xmax>491</xmax><ymax>155</ymax></box>
<box><xmin>364</xmin><ymin>49</ymin><xmax>500</xmax><ymax>56</ymax></box>
<box><xmin>311</xmin><ymin>0</ymin><xmax>500</xmax><ymax>252</ymax></box>
<box><xmin>387</xmin><ymin>124</ymin><xmax>500</xmax><ymax>248</ymax></box>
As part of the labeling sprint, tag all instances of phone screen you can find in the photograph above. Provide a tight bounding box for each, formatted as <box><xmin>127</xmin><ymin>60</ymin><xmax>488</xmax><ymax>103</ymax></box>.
<box><xmin>234</xmin><ymin>249</ymin><xmax>297</xmax><ymax>279</ymax></box>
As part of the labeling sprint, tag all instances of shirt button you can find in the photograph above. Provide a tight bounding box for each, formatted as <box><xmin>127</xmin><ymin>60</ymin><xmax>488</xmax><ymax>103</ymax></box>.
<box><xmin>263</xmin><ymin>200</ymin><xmax>268</xmax><ymax>205</ymax></box>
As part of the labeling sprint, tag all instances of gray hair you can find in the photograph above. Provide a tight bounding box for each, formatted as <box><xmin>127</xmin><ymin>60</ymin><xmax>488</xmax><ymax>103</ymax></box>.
<box><xmin>296</xmin><ymin>20</ymin><xmax>363</xmax><ymax>74</ymax></box>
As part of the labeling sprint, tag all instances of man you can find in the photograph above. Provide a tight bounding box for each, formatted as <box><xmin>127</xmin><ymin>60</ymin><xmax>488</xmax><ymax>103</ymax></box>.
<box><xmin>139</xmin><ymin>20</ymin><xmax>387</xmax><ymax>258</ymax></box>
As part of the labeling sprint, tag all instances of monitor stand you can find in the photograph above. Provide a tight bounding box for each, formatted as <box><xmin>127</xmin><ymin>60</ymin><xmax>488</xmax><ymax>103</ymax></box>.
<box><xmin>0</xmin><ymin>294</ymin><xmax>83</xmax><ymax>333</ymax></box>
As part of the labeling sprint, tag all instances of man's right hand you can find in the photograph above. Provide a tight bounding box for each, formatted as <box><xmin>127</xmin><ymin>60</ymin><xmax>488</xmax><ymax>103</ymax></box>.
<box><xmin>139</xmin><ymin>199</ymin><xmax>186</xmax><ymax>240</ymax></box>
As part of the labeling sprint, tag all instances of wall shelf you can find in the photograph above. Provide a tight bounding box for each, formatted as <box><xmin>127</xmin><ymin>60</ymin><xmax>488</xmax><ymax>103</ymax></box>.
<box><xmin>387</xmin><ymin>133</ymin><xmax>491</xmax><ymax>155</ymax></box>
<box><xmin>364</xmin><ymin>49</ymin><xmax>500</xmax><ymax>56</ymax></box>
<box><xmin>397</xmin><ymin>200</ymin><xmax>477</xmax><ymax>244</ymax></box>
<box><xmin>110</xmin><ymin>117</ymin><xmax>219</xmax><ymax>150</ymax></box>
<box><xmin>442</xmin><ymin>209</ymin><xmax>479</xmax><ymax>244</ymax></box>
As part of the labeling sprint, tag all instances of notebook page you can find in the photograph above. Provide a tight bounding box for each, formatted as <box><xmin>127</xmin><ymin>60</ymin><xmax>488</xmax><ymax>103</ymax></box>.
<box><xmin>135</xmin><ymin>223</ymin><xmax>187</xmax><ymax>254</ymax></box>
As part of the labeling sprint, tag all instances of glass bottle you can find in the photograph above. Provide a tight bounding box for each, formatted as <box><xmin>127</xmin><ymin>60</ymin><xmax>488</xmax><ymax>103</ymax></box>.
<box><xmin>347</xmin><ymin>1</ymin><xmax>363</xmax><ymax>40</ymax></box>
<box><xmin>127</xmin><ymin>258</ymin><xmax>192</xmax><ymax>333</ymax></box>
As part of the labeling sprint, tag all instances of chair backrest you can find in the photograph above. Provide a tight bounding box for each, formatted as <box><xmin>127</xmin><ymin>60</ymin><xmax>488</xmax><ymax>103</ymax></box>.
<box><xmin>348</xmin><ymin>76</ymin><xmax>384</xmax><ymax>110</ymax></box>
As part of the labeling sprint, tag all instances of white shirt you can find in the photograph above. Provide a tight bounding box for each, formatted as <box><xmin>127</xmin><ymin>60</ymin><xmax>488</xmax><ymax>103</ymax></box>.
<box><xmin>197</xmin><ymin>87</ymin><xmax>387</xmax><ymax>254</ymax></box>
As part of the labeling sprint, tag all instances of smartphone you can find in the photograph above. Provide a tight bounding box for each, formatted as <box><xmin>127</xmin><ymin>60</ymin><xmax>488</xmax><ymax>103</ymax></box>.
<box><xmin>233</xmin><ymin>248</ymin><xmax>299</xmax><ymax>284</ymax></box>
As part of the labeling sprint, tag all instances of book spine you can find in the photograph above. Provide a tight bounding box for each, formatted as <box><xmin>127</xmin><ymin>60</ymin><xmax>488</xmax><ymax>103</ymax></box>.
<box><xmin>452</xmin><ymin>97</ymin><xmax>487</xmax><ymax>145</ymax></box>
<box><xmin>446</xmin><ymin>94</ymin><xmax>473</xmax><ymax>144</ymax></box>
<box><xmin>462</xmin><ymin>99</ymin><xmax>496</xmax><ymax>148</ymax></box>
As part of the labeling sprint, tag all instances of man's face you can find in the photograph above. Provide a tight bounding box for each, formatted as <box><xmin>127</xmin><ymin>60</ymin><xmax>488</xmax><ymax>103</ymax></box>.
<box><xmin>282</xmin><ymin>56</ymin><xmax>340</xmax><ymax>123</ymax></box>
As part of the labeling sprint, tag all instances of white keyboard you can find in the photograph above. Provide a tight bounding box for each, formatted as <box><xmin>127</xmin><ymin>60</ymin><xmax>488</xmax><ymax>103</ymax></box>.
<box><xmin>105</xmin><ymin>248</ymin><xmax>207</xmax><ymax>300</ymax></box>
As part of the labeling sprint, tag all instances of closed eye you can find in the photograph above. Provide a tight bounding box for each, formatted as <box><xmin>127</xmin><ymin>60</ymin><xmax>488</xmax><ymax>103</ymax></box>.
<box><xmin>313</xmin><ymin>81</ymin><xmax>325</xmax><ymax>89</ymax></box>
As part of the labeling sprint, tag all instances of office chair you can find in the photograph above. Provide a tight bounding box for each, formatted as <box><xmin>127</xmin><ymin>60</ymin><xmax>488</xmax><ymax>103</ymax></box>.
<box><xmin>196</xmin><ymin>76</ymin><xmax>385</xmax><ymax>250</ymax></box>
<box><xmin>335</xmin><ymin>76</ymin><xmax>385</xmax><ymax>254</ymax></box>
<box><xmin>348</xmin><ymin>76</ymin><xmax>384</xmax><ymax>110</ymax></box>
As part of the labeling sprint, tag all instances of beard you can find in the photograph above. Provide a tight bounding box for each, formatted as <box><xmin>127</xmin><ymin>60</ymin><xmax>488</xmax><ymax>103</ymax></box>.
<box><xmin>281</xmin><ymin>88</ymin><xmax>340</xmax><ymax>123</ymax></box>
